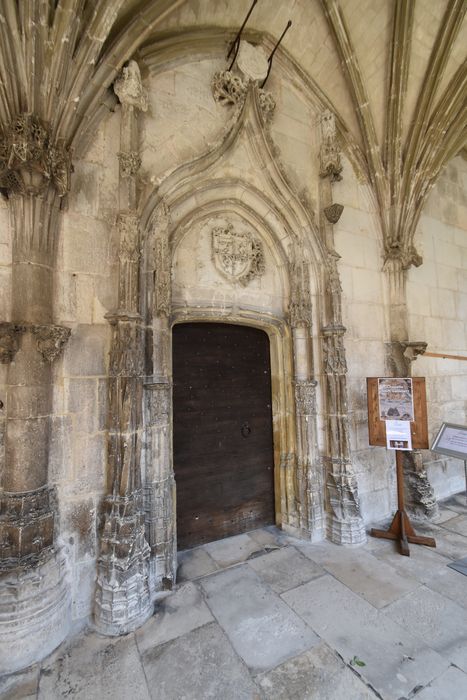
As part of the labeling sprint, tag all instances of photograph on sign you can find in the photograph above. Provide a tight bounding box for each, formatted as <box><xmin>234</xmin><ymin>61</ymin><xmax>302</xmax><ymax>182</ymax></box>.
<box><xmin>431</xmin><ymin>422</ymin><xmax>467</xmax><ymax>461</ymax></box>
<box><xmin>386</xmin><ymin>420</ymin><xmax>412</xmax><ymax>451</ymax></box>
<box><xmin>378</xmin><ymin>378</ymin><xmax>414</xmax><ymax>421</ymax></box>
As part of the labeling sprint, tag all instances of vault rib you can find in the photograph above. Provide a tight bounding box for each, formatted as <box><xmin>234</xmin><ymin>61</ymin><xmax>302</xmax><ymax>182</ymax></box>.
<box><xmin>320</xmin><ymin>0</ymin><xmax>388</xmax><ymax>240</ymax></box>
<box><xmin>384</xmin><ymin>0</ymin><xmax>414</xmax><ymax>211</ymax></box>
<box><xmin>397</xmin><ymin>0</ymin><xmax>467</xmax><ymax>249</ymax></box>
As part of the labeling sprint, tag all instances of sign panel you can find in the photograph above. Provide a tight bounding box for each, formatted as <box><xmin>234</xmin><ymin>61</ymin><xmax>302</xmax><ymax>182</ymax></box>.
<box><xmin>386</xmin><ymin>420</ymin><xmax>412</xmax><ymax>450</ymax></box>
<box><xmin>431</xmin><ymin>423</ymin><xmax>467</xmax><ymax>461</ymax></box>
<box><xmin>367</xmin><ymin>377</ymin><xmax>429</xmax><ymax>450</ymax></box>
<box><xmin>378</xmin><ymin>377</ymin><xmax>414</xmax><ymax>421</ymax></box>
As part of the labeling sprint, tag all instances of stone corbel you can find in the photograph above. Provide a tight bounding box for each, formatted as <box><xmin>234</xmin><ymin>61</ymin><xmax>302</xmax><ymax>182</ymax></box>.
<box><xmin>0</xmin><ymin>322</ymin><xmax>26</xmax><ymax>363</ymax></box>
<box><xmin>401</xmin><ymin>341</ymin><xmax>427</xmax><ymax>364</ymax></box>
<box><xmin>323</xmin><ymin>203</ymin><xmax>344</xmax><ymax>224</ymax></box>
<box><xmin>114</xmin><ymin>60</ymin><xmax>148</xmax><ymax>112</ymax></box>
<box><xmin>32</xmin><ymin>324</ymin><xmax>71</xmax><ymax>362</ymax></box>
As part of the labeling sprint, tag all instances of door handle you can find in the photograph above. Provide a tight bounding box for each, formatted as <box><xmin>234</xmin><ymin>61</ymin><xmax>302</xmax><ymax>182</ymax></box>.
<box><xmin>241</xmin><ymin>422</ymin><xmax>251</xmax><ymax>438</ymax></box>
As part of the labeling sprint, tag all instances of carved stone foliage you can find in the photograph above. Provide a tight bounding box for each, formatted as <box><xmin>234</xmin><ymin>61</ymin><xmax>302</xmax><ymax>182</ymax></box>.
<box><xmin>319</xmin><ymin>109</ymin><xmax>343</xmax><ymax>182</ymax></box>
<box><xmin>212</xmin><ymin>70</ymin><xmax>248</xmax><ymax>107</ymax></box>
<box><xmin>384</xmin><ymin>242</ymin><xmax>423</xmax><ymax>270</ymax></box>
<box><xmin>118</xmin><ymin>151</ymin><xmax>142</xmax><ymax>178</ymax></box>
<box><xmin>32</xmin><ymin>324</ymin><xmax>71</xmax><ymax>362</ymax></box>
<box><xmin>211</xmin><ymin>70</ymin><xmax>276</xmax><ymax>121</ymax></box>
<box><xmin>258</xmin><ymin>90</ymin><xmax>276</xmax><ymax>122</ymax></box>
<box><xmin>323</xmin><ymin>203</ymin><xmax>344</xmax><ymax>224</ymax></box>
<box><xmin>0</xmin><ymin>114</ymin><xmax>72</xmax><ymax>196</ymax></box>
<box><xmin>288</xmin><ymin>260</ymin><xmax>312</xmax><ymax>328</ymax></box>
<box><xmin>114</xmin><ymin>60</ymin><xmax>148</xmax><ymax>112</ymax></box>
<box><xmin>0</xmin><ymin>323</ymin><xmax>25</xmax><ymax>363</ymax></box>
<box><xmin>211</xmin><ymin>222</ymin><xmax>265</xmax><ymax>286</ymax></box>
<box><xmin>118</xmin><ymin>213</ymin><xmax>140</xmax><ymax>264</ymax></box>
<box><xmin>0</xmin><ymin>486</ymin><xmax>55</xmax><ymax>567</ymax></box>
<box><xmin>294</xmin><ymin>380</ymin><xmax>318</xmax><ymax>415</ymax></box>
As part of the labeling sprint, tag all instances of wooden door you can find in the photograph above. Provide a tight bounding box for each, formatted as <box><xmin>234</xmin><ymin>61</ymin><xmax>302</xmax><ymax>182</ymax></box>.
<box><xmin>172</xmin><ymin>322</ymin><xmax>275</xmax><ymax>549</ymax></box>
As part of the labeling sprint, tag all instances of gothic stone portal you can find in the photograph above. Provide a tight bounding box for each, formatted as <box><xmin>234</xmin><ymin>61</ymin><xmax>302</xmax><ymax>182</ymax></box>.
<box><xmin>172</xmin><ymin>323</ymin><xmax>275</xmax><ymax>549</ymax></box>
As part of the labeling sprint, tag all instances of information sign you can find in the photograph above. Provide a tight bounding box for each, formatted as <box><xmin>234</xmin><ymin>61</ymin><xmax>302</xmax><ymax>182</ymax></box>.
<box><xmin>431</xmin><ymin>423</ymin><xmax>467</xmax><ymax>461</ymax></box>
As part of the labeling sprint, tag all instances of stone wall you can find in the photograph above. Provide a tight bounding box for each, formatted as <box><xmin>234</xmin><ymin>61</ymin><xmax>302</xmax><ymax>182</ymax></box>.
<box><xmin>1</xmin><ymin>52</ymin><xmax>466</xmax><ymax>632</ymax></box>
<box><xmin>408</xmin><ymin>155</ymin><xmax>467</xmax><ymax>500</ymax></box>
<box><xmin>51</xmin><ymin>111</ymin><xmax>120</xmax><ymax>622</ymax></box>
<box><xmin>332</xmin><ymin>164</ymin><xmax>395</xmax><ymax>522</ymax></box>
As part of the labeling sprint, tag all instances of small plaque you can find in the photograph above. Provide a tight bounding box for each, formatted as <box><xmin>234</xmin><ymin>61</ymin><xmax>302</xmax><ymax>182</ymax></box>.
<box><xmin>431</xmin><ymin>422</ymin><xmax>467</xmax><ymax>460</ymax></box>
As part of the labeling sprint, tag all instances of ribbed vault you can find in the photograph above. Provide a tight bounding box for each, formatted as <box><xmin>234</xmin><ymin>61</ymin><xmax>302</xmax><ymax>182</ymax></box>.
<box><xmin>0</xmin><ymin>0</ymin><xmax>465</xmax><ymax>263</ymax></box>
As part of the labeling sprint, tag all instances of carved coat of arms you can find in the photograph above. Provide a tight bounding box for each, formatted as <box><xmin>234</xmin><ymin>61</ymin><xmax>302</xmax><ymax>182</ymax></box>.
<box><xmin>211</xmin><ymin>222</ymin><xmax>265</xmax><ymax>286</ymax></box>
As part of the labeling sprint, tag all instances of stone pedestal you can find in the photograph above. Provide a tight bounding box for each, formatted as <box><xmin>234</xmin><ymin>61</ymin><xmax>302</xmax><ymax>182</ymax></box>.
<box><xmin>94</xmin><ymin>492</ymin><xmax>152</xmax><ymax>635</ymax></box>
<box><xmin>0</xmin><ymin>546</ymin><xmax>71</xmax><ymax>674</ymax></box>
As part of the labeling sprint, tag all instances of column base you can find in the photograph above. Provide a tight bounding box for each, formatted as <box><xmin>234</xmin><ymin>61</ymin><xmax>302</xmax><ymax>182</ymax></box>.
<box><xmin>0</xmin><ymin>545</ymin><xmax>71</xmax><ymax>674</ymax></box>
<box><xmin>94</xmin><ymin>492</ymin><xmax>152</xmax><ymax>636</ymax></box>
<box><xmin>327</xmin><ymin>515</ymin><xmax>367</xmax><ymax>545</ymax></box>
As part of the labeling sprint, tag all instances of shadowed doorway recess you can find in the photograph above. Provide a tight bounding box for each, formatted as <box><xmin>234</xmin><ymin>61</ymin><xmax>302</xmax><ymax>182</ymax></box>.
<box><xmin>173</xmin><ymin>322</ymin><xmax>275</xmax><ymax>549</ymax></box>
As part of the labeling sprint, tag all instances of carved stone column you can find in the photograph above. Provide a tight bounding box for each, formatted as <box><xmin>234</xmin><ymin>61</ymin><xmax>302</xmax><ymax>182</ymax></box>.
<box><xmin>289</xmin><ymin>259</ymin><xmax>325</xmax><ymax>541</ymax></box>
<box><xmin>318</xmin><ymin>110</ymin><xmax>366</xmax><ymax>545</ymax></box>
<box><xmin>143</xmin><ymin>202</ymin><xmax>176</xmax><ymax>594</ymax></box>
<box><xmin>94</xmin><ymin>62</ymin><xmax>152</xmax><ymax>634</ymax></box>
<box><xmin>384</xmin><ymin>252</ymin><xmax>438</xmax><ymax>519</ymax></box>
<box><xmin>0</xmin><ymin>115</ymin><xmax>72</xmax><ymax>672</ymax></box>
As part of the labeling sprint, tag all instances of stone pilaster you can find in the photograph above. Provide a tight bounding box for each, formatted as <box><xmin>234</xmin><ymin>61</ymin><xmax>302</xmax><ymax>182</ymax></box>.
<box><xmin>143</xmin><ymin>201</ymin><xmax>176</xmax><ymax>595</ymax></box>
<box><xmin>288</xmin><ymin>258</ymin><xmax>325</xmax><ymax>541</ymax></box>
<box><xmin>318</xmin><ymin>116</ymin><xmax>366</xmax><ymax>544</ymax></box>
<box><xmin>0</xmin><ymin>114</ymin><xmax>72</xmax><ymax>672</ymax></box>
<box><xmin>94</xmin><ymin>61</ymin><xmax>152</xmax><ymax>634</ymax></box>
<box><xmin>322</xmin><ymin>325</ymin><xmax>366</xmax><ymax>544</ymax></box>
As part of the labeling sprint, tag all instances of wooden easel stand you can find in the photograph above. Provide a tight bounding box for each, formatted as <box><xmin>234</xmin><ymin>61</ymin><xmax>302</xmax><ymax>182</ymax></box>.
<box><xmin>370</xmin><ymin>450</ymin><xmax>436</xmax><ymax>556</ymax></box>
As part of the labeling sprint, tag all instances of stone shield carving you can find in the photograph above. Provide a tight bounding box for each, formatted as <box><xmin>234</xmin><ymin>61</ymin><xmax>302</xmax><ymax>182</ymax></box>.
<box><xmin>212</xmin><ymin>223</ymin><xmax>264</xmax><ymax>286</ymax></box>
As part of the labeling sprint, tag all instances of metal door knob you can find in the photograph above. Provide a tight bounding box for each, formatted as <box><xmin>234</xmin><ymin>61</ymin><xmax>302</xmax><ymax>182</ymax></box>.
<box><xmin>241</xmin><ymin>422</ymin><xmax>251</xmax><ymax>438</ymax></box>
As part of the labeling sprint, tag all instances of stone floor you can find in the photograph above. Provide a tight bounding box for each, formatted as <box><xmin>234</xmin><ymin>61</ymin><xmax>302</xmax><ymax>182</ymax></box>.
<box><xmin>2</xmin><ymin>493</ymin><xmax>467</xmax><ymax>700</ymax></box>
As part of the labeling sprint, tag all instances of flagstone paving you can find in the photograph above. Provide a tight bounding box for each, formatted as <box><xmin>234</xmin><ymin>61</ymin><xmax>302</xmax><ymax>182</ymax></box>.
<box><xmin>2</xmin><ymin>494</ymin><xmax>467</xmax><ymax>700</ymax></box>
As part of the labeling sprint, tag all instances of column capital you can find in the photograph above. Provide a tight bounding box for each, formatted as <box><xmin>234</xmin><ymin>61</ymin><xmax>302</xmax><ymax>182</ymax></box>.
<box><xmin>0</xmin><ymin>113</ymin><xmax>72</xmax><ymax>197</ymax></box>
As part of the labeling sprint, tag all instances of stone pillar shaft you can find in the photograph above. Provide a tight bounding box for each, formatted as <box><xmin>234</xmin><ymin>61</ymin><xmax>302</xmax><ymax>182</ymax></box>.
<box><xmin>94</xmin><ymin>61</ymin><xmax>152</xmax><ymax>635</ymax></box>
<box><xmin>318</xmin><ymin>109</ymin><xmax>366</xmax><ymax>545</ymax></box>
<box><xmin>289</xmin><ymin>257</ymin><xmax>325</xmax><ymax>541</ymax></box>
<box><xmin>0</xmin><ymin>114</ymin><xmax>72</xmax><ymax>672</ymax></box>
